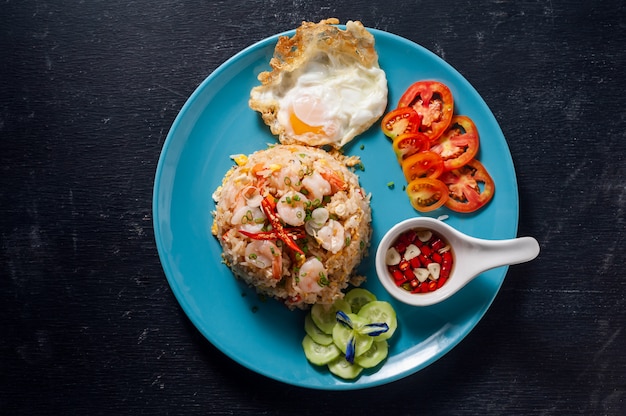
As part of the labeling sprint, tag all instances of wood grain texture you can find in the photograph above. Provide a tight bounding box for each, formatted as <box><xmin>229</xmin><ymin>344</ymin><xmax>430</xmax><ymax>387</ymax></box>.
<box><xmin>1</xmin><ymin>0</ymin><xmax>625</xmax><ymax>414</ymax></box>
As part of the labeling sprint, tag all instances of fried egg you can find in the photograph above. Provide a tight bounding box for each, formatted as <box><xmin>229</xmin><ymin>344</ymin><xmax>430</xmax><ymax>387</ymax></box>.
<box><xmin>249</xmin><ymin>19</ymin><xmax>388</xmax><ymax>149</ymax></box>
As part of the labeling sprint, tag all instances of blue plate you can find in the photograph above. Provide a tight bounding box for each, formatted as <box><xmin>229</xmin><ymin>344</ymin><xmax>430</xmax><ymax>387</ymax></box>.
<box><xmin>153</xmin><ymin>28</ymin><xmax>518</xmax><ymax>390</ymax></box>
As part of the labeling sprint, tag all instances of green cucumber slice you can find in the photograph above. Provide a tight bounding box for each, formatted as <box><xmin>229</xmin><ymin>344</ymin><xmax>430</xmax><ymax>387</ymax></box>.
<box><xmin>354</xmin><ymin>340</ymin><xmax>388</xmax><ymax>368</ymax></box>
<box><xmin>332</xmin><ymin>314</ymin><xmax>374</xmax><ymax>357</ymax></box>
<box><xmin>304</xmin><ymin>313</ymin><xmax>333</xmax><ymax>345</ymax></box>
<box><xmin>344</xmin><ymin>288</ymin><xmax>377</xmax><ymax>313</ymax></box>
<box><xmin>302</xmin><ymin>335</ymin><xmax>341</xmax><ymax>366</ymax></box>
<box><xmin>327</xmin><ymin>356</ymin><xmax>363</xmax><ymax>380</ymax></box>
<box><xmin>357</xmin><ymin>301</ymin><xmax>397</xmax><ymax>341</ymax></box>
<box><xmin>310</xmin><ymin>299</ymin><xmax>351</xmax><ymax>334</ymax></box>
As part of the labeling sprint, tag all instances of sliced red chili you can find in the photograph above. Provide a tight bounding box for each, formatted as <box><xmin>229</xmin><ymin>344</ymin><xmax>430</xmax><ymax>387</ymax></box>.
<box><xmin>260</xmin><ymin>197</ymin><xmax>304</xmax><ymax>255</ymax></box>
<box><xmin>431</xmin><ymin>252</ymin><xmax>442</xmax><ymax>264</ymax></box>
<box><xmin>409</xmin><ymin>256</ymin><xmax>421</xmax><ymax>269</ymax></box>
<box><xmin>430</xmin><ymin>238</ymin><xmax>445</xmax><ymax>251</ymax></box>
<box><xmin>392</xmin><ymin>269</ymin><xmax>405</xmax><ymax>282</ymax></box>
<box><xmin>436</xmin><ymin>276</ymin><xmax>448</xmax><ymax>288</ymax></box>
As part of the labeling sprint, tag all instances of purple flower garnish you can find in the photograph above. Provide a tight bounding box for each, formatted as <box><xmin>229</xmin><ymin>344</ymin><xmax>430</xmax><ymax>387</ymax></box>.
<box><xmin>335</xmin><ymin>310</ymin><xmax>390</xmax><ymax>364</ymax></box>
<box><xmin>345</xmin><ymin>336</ymin><xmax>357</xmax><ymax>364</ymax></box>
<box><xmin>336</xmin><ymin>310</ymin><xmax>353</xmax><ymax>329</ymax></box>
<box><xmin>361</xmin><ymin>322</ymin><xmax>389</xmax><ymax>337</ymax></box>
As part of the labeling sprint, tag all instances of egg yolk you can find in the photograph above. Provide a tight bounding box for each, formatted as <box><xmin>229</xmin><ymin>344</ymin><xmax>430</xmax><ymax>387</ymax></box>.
<box><xmin>289</xmin><ymin>95</ymin><xmax>327</xmax><ymax>136</ymax></box>
<box><xmin>290</xmin><ymin>112</ymin><xmax>326</xmax><ymax>135</ymax></box>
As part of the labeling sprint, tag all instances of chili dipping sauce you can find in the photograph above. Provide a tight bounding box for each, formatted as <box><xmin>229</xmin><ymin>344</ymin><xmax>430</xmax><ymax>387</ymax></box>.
<box><xmin>384</xmin><ymin>228</ymin><xmax>453</xmax><ymax>293</ymax></box>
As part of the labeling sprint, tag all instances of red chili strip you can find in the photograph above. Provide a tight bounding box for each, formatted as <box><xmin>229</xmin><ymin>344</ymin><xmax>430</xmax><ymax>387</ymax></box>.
<box><xmin>260</xmin><ymin>197</ymin><xmax>304</xmax><ymax>255</ymax></box>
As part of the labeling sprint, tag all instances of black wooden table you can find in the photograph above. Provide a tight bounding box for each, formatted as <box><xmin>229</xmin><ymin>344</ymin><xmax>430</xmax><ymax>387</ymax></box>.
<box><xmin>2</xmin><ymin>1</ymin><xmax>625</xmax><ymax>414</ymax></box>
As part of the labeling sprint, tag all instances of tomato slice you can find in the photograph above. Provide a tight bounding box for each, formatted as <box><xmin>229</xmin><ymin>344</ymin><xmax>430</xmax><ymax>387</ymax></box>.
<box><xmin>402</xmin><ymin>151</ymin><xmax>445</xmax><ymax>182</ymax></box>
<box><xmin>430</xmin><ymin>115</ymin><xmax>480</xmax><ymax>171</ymax></box>
<box><xmin>406</xmin><ymin>177</ymin><xmax>449</xmax><ymax>212</ymax></box>
<box><xmin>392</xmin><ymin>132</ymin><xmax>430</xmax><ymax>162</ymax></box>
<box><xmin>381</xmin><ymin>107</ymin><xmax>422</xmax><ymax>139</ymax></box>
<box><xmin>439</xmin><ymin>159</ymin><xmax>495</xmax><ymax>213</ymax></box>
<box><xmin>398</xmin><ymin>81</ymin><xmax>454</xmax><ymax>141</ymax></box>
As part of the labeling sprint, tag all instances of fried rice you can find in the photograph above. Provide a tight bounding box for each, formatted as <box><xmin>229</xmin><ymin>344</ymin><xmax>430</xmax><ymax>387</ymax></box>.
<box><xmin>212</xmin><ymin>144</ymin><xmax>372</xmax><ymax>310</ymax></box>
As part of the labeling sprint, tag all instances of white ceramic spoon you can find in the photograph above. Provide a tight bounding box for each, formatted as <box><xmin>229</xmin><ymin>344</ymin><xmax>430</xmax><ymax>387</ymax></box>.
<box><xmin>375</xmin><ymin>217</ymin><xmax>540</xmax><ymax>306</ymax></box>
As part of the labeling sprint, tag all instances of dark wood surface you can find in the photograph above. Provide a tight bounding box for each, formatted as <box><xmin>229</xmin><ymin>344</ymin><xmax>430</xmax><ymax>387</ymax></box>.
<box><xmin>2</xmin><ymin>1</ymin><xmax>625</xmax><ymax>414</ymax></box>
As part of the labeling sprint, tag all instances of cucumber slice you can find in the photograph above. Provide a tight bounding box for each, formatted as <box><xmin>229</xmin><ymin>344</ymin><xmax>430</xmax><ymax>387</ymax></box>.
<box><xmin>327</xmin><ymin>356</ymin><xmax>363</xmax><ymax>380</ymax></box>
<box><xmin>311</xmin><ymin>299</ymin><xmax>351</xmax><ymax>334</ymax></box>
<box><xmin>344</xmin><ymin>288</ymin><xmax>377</xmax><ymax>313</ymax></box>
<box><xmin>332</xmin><ymin>314</ymin><xmax>374</xmax><ymax>357</ymax></box>
<box><xmin>354</xmin><ymin>340</ymin><xmax>388</xmax><ymax>368</ymax></box>
<box><xmin>357</xmin><ymin>301</ymin><xmax>397</xmax><ymax>341</ymax></box>
<box><xmin>304</xmin><ymin>313</ymin><xmax>333</xmax><ymax>345</ymax></box>
<box><xmin>302</xmin><ymin>335</ymin><xmax>341</xmax><ymax>366</ymax></box>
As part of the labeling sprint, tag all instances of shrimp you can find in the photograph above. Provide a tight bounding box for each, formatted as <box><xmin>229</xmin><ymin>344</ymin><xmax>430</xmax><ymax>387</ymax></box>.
<box><xmin>268</xmin><ymin>160</ymin><xmax>303</xmax><ymax>196</ymax></box>
<box><xmin>320</xmin><ymin>169</ymin><xmax>347</xmax><ymax>192</ymax></box>
<box><xmin>276</xmin><ymin>191</ymin><xmax>309</xmax><ymax>227</ymax></box>
<box><xmin>231</xmin><ymin>205</ymin><xmax>265</xmax><ymax>233</ymax></box>
<box><xmin>296</xmin><ymin>257</ymin><xmax>327</xmax><ymax>293</ymax></box>
<box><xmin>244</xmin><ymin>240</ymin><xmax>282</xmax><ymax>279</ymax></box>
<box><xmin>301</xmin><ymin>171</ymin><xmax>331</xmax><ymax>202</ymax></box>
<box><xmin>315</xmin><ymin>219</ymin><xmax>345</xmax><ymax>254</ymax></box>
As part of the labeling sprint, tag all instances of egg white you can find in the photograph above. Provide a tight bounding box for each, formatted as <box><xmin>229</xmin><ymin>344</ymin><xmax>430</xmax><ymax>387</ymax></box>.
<box><xmin>267</xmin><ymin>53</ymin><xmax>387</xmax><ymax>147</ymax></box>
<box><xmin>250</xmin><ymin>20</ymin><xmax>388</xmax><ymax>148</ymax></box>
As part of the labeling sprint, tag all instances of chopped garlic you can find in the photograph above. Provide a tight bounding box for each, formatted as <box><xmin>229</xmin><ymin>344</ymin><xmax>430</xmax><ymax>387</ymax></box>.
<box><xmin>415</xmin><ymin>268</ymin><xmax>430</xmax><ymax>282</ymax></box>
<box><xmin>417</xmin><ymin>230</ymin><xmax>432</xmax><ymax>242</ymax></box>
<box><xmin>427</xmin><ymin>263</ymin><xmax>441</xmax><ymax>280</ymax></box>
<box><xmin>404</xmin><ymin>244</ymin><xmax>421</xmax><ymax>260</ymax></box>
<box><xmin>385</xmin><ymin>247</ymin><xmax>401</xmax><ymax>266</ymax></box>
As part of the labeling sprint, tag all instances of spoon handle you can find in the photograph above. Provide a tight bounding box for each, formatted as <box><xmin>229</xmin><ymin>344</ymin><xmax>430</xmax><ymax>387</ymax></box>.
<box><xmin>473</xmin><ymin>236</ymin><xmax>540</xmax><ymax>271</ymax></box>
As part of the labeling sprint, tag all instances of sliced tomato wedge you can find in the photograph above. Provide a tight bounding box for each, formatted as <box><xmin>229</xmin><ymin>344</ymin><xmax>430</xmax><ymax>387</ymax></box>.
<box><xmin>406</xmin><ymin>177</ymin><xmax>449</xmax><ymax>212</ymax></box>
<box><xmin>440</xmin><ymin>159</ymin><xmax>495</xmax><ymax>213</ymax></box>
<box><xmin>430</xmin><ymin>115</ymin><xmax>480</xmax><ymax>171</ymax></box>
<box><xmin>398</xmin><ymin>81</ymin><xmax>454</xmax><ymax>141</ymax></box>
<box><xmin>402</xmin><ymin>151</ymin><xmax>445</xmax><ymax>182</ymax></box>
<box><xmin>392</xmin><ymin>132</ymin><xmax>430</xmax><ymax>162</ymax></box>
<box><xmin>381</xmin><ymin>107</ymin><xmax>422</xmax><ymax>140</ymax></box>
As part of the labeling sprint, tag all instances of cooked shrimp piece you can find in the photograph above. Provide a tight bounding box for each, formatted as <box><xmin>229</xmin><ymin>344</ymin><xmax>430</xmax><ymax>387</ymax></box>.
<box><xmin>244</xmin><ymin>240</ymin><xmax>282</xmax><ymax>279</ymax></box>
<box><xmin>320</xmin><ymin>169</ymin><xmax>348</xmax><ymax>192</ymax></box>
<box><xmin>297</xmin><ymin>257</ymin><xmax>327</xmax><ymax>293</ymax></box>
<box><xmin>316</xmin><ymin>219</ymin><xmax>345</xmax><ymax>253</ymax></box>
<box><xmin>231</xmin><ymin>205</ymin><xmax>265</xmax><ymax>233</ymax></box>
<box><xmin>268</xmin><ymin>160</ymin><xmax>303</xmax><ymax>195</ymax></box>
<box><xmin>301</xmin><ymin>171</ymin><xmax>331</xmax><ymax>202</ymax></box>
<box><xmin>276</xmin><ymin>190</ymin><xmax>309</xmax><ymax>226</ymax></box>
